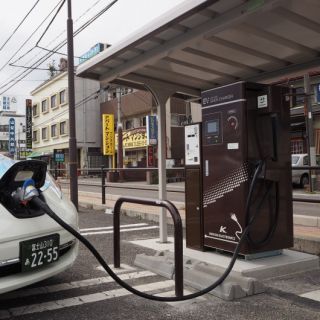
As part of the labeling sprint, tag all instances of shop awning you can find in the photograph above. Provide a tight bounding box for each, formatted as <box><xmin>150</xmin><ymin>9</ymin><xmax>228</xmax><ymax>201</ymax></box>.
<box><xmin>28</xmin><ymin>151</ymin><xmax>52</xmax><ymax>158</ymax></box>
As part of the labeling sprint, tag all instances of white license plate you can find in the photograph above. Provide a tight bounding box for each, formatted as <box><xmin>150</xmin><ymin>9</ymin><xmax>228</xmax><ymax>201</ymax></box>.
<box><xmin>20</xmin><ymin>234</ymin><xmax>60</xmax><ymax>272</ymax></box>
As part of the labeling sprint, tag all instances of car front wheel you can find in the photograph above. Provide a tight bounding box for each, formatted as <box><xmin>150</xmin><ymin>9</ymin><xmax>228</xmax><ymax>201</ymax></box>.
<box><xmin>300</xmin><ymin>174</ymin><xmax>309</xmax><ymax>188</ymax></box>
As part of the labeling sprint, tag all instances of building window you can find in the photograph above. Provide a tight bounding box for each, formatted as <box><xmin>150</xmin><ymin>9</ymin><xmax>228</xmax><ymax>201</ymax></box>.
<box><xmin>51</xmin><ymin>94</ymin><xmax>57</xmax><ymax>109</ymax></box>
<box><xmin>32</xmin><ymin>104</ymin><xmax>39</xmax><ymax>117</ymax></box>
<box><xmin>59</xmin><ymin>89</ymin><xmax>66</xmax><ymax>105</ymax></box>
<box><xmin>0</xmin><ymin>140</ymin><xmax>8</xmax><ymax>150</ymax></box>
<box><xmin>42</xmin><ymin>127</ymin><xmax>48</xmax><ymax>140</ymax></box>
<box><xmin>0</xmin><ymin>125</ymin><xmax>9</xmax><ymax>132</ymax></box>
<box><xmin>41</xmin><ymin>99</ymin><xmax>48</xmax><ymax>113</ymax></box>
<box><xmin>315</xmin><ymin>129</ymin><xmax>320</xmax><ymax>155</ymax></box>
<box><xmin>141</xmin><ymin>116</ymin><xmax>146</xmax><ymax>127</ymax></box>
<box><xmin>291</xmin><ymin>139</ymin><xmax>304</xmax><ymax>154</ymax></box>
<box><xmin>293</xmin><ymin>87</ymin><xmax>305</xmax><ymax>106</ymax></box>
<box><xmin>60</xmin><ymin>121</ymin><xmax>67</xmax><ymax>135</ymax></box>
<box><xmin>51</xmin><ymin>124</ymin><xmax>58</xmax><ymax>138</ymax></box>
<box><xmin>125</xmin><ymin>119</ymin><xmax>134</xmax><ymax>130</ymax></box>
<box><xmin>2</xmin><ymin>97</ymin><xmax>10</xmax><ymax>110</ymax></box>
<box><xmin>32</xmin><ymin>130</ymin><xmax>39</xmax><ymax>142</ymax></box>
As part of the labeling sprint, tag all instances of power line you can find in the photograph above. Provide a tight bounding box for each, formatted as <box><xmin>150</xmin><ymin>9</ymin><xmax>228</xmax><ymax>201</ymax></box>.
<box><xmin>0</xmin><ymin>0</ymin><xmax>118</xmax><ymax>95</ymax></box>
<box><xmin>7</xmin><ymin>64</ymin><xmax>56</xmax><ymax>71</ymax></box>
<box><xmin>0</xmin><ymin>0</ymin><xmax>100</xmax><ymax>86</ymax></box>
<box><xmin>36</xmin><ymin>0</ymin><xmax>117</xmax><ymax>57</ymax></box>
<box><xmin>12</xmin><ymin>0</ymin><xmax>108</xmax><ymax>66</ymax></box>
<box><xmin>35</xmin><ymin>45</ymin><xmax>80</xmax><ymax>58</ymax></box>
<box><xmin>0</xmin><ymin>0</ymin><xmax>64</xmax><ymax>75</ymax></box>
<box><xmin>36</xmin><ymin>0</ymin><xmax>66</xmax><ymax>47</ymax></box>
<box><xmin>0</xmin><ymin>0</ymin><xmax>40</xmax><ymax>51</ymax></box>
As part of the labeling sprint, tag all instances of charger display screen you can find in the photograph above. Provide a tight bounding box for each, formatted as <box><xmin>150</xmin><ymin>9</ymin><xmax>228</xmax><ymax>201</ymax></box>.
<box><xmin>206</xmin><ymin>120</ymin><xmax>219</xmax><ymax>134</ymax></box>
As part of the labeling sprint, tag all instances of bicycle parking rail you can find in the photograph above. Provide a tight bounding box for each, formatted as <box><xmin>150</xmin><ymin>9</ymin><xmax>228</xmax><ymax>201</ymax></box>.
<box><xmin>113</xmin><ymin>196</ymin><xmax>184</xmax><ymax>297</ymax></box>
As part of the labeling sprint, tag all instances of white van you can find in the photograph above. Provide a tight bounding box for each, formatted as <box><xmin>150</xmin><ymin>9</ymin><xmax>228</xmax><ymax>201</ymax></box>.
<box><xmin>291</xmin><ymin>153</ymin><xmax>310</xmax><ymax>187</ymax></box>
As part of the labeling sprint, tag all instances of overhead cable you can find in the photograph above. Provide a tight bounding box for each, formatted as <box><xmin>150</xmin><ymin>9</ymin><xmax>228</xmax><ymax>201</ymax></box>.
<box><xmin>0</xmin><ymin>0</ymin><xmax>118</xmax><ymax>94</ymax></box>
<box><xmin>0</xmin><ymin>0</ymin><xmax>40</xmax><ymax>51</ymax></box>
<box><xmin>0</xmin><ymin>0</ymin><xmax>64</xmax><ymax>75</ymax></box>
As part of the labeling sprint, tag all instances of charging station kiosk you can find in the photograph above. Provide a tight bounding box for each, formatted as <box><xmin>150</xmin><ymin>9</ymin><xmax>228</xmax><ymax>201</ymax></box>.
<box><xmin>185</xmin><ymin>82</ymin><xmax>293</xmax><ymax>256</ymax></box>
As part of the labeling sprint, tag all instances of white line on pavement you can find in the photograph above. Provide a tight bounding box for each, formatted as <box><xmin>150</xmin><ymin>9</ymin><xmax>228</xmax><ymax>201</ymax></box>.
<box><xmin>0</xmin><ymin>280</ymin><xmax>175</xmax><ymax>319</ymax></box>
<box><xmin>0</xmin><ymin>270</ymin><xmax>156</xmax><ymax>300</ymax></box>
<box><xmin>81</xmin><ymin>226</ymin><xmax>158</xmax><ymax>236</ymax></box>
<box><xmin>300</xmin><ymin>289</ymin><xmax>320</xmax><ymax>302</ymax></box>
<box><xmin>80</xmin><ymin>223</ymin><xmax>148</xmax><ymax>232</ymax></box>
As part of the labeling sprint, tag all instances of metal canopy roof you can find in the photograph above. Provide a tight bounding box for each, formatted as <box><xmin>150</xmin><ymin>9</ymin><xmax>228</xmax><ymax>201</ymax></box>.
<box><xmin>77</xmin><ymin>0</ymin><xmax>320</xmax><ymax>96</ymax></box>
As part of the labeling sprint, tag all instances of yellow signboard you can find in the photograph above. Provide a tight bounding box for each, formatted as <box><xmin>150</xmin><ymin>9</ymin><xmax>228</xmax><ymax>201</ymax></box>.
<box><xmin>115</xmin><ymin>128</ymin><xmax>147</xmax><ymax>149</ymax></box>
<box><xmin>102</xmin><ymin>114</ymin><xmax>115</xmax><ymax>155</ymax></box>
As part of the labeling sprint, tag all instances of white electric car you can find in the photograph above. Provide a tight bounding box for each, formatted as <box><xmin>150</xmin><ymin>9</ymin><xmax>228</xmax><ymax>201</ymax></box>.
<box><xmin>0</xmin><ymin>155</ymin><xmax>78</xmax><ymax>294</ymax></box>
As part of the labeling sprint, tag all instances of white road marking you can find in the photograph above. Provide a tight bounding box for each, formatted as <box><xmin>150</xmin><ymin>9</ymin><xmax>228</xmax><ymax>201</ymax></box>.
<box><xmin>0</xmin><ymin>271</ymin><xmax>155</xmax><ymax>300</ymax></box>
<box><xmin>80</xmin><ymin>223</ymin><xmax>148</xmax><ymax>232</ymax></box>
<box><xmin>81</xmin><ymin>226</ymin><xmax>158</xmax><ymax>236</ymax></box>
<box><xmin>300</xmin><ymin>289</ymin><xmax>320</xmax><ymax>302</ymax></box>
<box><xmin>0</xmin><ymin>280</ymin><xmax>175</xmax><ymax>319</ymax></box>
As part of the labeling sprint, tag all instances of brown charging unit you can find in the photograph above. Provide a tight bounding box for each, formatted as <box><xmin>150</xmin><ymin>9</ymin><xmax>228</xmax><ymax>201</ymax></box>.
<box><xmin>185</xmin><ymin>82</ymin><xmax>293</xmax><ymax>256</ymax></box>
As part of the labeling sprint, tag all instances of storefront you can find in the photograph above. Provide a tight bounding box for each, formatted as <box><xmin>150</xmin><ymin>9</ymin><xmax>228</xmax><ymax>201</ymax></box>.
<box><xmin>116</xmin><ymin>127</ymin><xmax>148</xmax><ymax>167</ymax></box>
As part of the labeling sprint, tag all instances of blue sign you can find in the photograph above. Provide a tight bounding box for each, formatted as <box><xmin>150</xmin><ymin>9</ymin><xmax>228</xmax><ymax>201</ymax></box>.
<box><xmin>9</xmin><ymin>118</ymin><xmax>15</xmax><ymax>155</ymax></box>
<box><xmin>79</xmin><ymin>43</ymin><xmax>107</xmax><ymax>64</ymax></box>
<box><xmin>146</xmin><ymin>115</ymin><xmax>158</xmax><ymax>145</ymax></box>
<box><xmin>316</xmin><ymin>83</ymin><xmax>320</xmax><ymax>103</ymax></box>
<box><xmin>54</xmin><ymin>149</ymin><xmax>65</xmax><ymax>163</ymax></box>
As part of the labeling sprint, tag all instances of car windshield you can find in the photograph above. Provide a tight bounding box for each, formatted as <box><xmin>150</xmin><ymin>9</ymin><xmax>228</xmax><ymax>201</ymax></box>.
<box><xmin>291</xmin><ymin>156</ymin><xmax>300</xmax><ymax>165</ymax></box>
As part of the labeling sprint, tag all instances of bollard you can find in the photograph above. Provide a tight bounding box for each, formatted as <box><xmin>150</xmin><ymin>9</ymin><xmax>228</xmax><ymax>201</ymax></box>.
<box><xmin>101</xmin><ymin>165</ymin><xmax>106</xmax><ymax>205</ymax></box>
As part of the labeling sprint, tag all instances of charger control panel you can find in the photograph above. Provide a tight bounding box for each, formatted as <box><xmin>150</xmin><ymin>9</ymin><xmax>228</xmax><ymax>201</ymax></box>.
<box><xmin>185</xmin><ymin>123</ymin><xmax>201</xmax><ymax>166</ymax></box>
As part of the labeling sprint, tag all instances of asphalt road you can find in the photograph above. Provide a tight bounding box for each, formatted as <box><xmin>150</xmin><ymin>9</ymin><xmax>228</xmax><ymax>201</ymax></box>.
<box><xmin>1</xmin><ymin>208</ymin><xmax>319</xmax><ymax>320</ymax></box>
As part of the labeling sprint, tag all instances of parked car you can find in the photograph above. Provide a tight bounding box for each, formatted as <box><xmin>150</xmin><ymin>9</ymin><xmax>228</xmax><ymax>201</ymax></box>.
<box><xmin>291</xmin><ymin>153</ymin><xmax>310</xmax><ymax>188</ymax></box>
<box><xmin>0</xmin><ymin>156</ymin><xmax>78</xmax><ymax>294</ymax></box>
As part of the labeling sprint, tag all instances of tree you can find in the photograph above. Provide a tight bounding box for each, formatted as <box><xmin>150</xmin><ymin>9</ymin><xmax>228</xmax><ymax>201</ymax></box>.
<box><xmin>48</xmin><ymin>60</ymin><xmax>57</xmax><ymax>78</ymax></box>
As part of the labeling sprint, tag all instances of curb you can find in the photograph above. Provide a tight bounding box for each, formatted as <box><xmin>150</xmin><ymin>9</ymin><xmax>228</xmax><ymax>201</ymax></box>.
<box><xmin>294</xmin><ymin>214</ymin><xmax>320</xmax><ymax>228</ymax></box>
<box><xmin>78</xmin><ymin>201</ymin><xmax>319</xmax><ymax>256</ymax></box>
<box><xmin>79</xmin><ymin>201</ymin><xmax>317</xmax><ymax>228</ymax></box>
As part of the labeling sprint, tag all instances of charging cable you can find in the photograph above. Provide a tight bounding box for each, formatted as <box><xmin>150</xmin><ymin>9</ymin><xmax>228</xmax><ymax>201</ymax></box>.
<box><xmin>19</xmin><ymin>161</ymin><xmax>264</xmax><ymax>302</ymax></box>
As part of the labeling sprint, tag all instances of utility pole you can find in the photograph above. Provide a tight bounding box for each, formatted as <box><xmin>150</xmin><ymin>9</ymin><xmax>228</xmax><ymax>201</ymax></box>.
<box><xmin>117</xmin><ymin>87</ymin><xmax>124</xmax><ymax>181</ymax></box>
<box><xmin>67</xmin><ymin>0</ymin><xmax>78</xmax><ymax>210</ymax></box>
<box><xmin>304</xmin><ymin>73</ymin><xmax>316</xmax><ymax>192</ymax></box>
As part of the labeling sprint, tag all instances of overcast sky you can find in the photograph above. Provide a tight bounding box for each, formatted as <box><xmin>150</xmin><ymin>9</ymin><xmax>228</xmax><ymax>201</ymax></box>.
<box><xmin>0</xmin><ymin>0</ymin><xmax>185</xmax><ymax>97</ymax></box>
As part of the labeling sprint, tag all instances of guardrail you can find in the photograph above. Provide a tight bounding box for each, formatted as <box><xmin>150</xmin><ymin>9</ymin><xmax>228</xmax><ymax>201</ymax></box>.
<box><xmin>113</xmin><ymin>196</ymin><xmax>184</xmax><ymax>297</ymax></box>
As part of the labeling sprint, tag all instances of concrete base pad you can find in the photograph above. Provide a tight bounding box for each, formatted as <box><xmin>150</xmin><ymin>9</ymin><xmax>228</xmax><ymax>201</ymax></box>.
<box><xmin>132</xmin><ymin>237</ymin><xmax>319</xmax><ymax>300</ymax></box>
